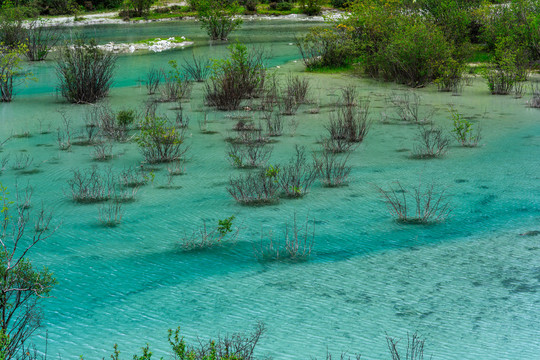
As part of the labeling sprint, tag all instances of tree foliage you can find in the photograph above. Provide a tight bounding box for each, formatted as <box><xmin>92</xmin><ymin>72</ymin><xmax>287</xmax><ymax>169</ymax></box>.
<box><xmin>0</xmin><ymin>184</ymin><xmax>56</xmax><ymax>360</ymax></box>
<box><xmin>0</xmin><ymin>43</ymin><xmax>32</xmax><ymax>102</ymax></box>
<box><xmin>195</xmin><ymin>0</ymin><xmax>243</xmax><ymax>41</ymax></box>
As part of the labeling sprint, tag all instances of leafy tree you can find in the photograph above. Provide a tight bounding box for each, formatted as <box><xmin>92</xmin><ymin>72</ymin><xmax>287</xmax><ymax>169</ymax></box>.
<box><xmin>195</xmin><ymin>0</ymin><xmax>243</xmax><ymax>41</ymax></box>
<box><xmin>0</xmin><ymin>3</ymin><xmax>25</xmax><ymax>49</ymax></box>
<box><xmin>478</xmin><ymin>0</ymin><xmax>540</xmax><ymax>61</ymax></box>
<box><xmin>125</xmin><ymin>0</ymin><xmax>155</xmax><ymax>17</ymax></box>
<box><xmin>0</xmin><ymin>184</ymin><xmax>57</xmax><ymax>359</ymax></box>
<box><xmin>0</xmin><ymin>43</ymin><xmax>34</xmax><ymax>102</ymax></box>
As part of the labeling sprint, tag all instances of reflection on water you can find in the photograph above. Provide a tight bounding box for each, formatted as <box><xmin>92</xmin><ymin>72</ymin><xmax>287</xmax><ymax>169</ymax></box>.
<box><xmin>0</xmin><ymin>19</ymin><xmax>539</xmax><ymax>360</ymax></box>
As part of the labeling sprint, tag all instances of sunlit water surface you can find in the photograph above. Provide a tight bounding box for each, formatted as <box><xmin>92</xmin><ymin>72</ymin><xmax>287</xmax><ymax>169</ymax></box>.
<box><xmin>0</xmin><ymin>19</ymin><xmax>539</xmax><ymax>360</ymax></box>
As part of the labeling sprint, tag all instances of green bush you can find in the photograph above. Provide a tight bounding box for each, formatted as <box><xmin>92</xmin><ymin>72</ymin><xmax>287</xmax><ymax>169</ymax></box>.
<box><xmin>484</xmin><ymin>36</ymin><xmax>528</xmax><ymax>94</ymax></box>
<box><xmin>205</xmin><ymin>43</ymin><xmax>267</xmax><ymax>110</ymax></box>
<box><xmin>341</xmin><ymin>0</ymin><xmax>462</xmax><ymax>87</ymax></box>
<box><xmin>380</xmin><ymin>20</ymin><xmax>455</xmax><ymax>87</ymax></box>
<box><xmin>240</xmin><ymin>0</ymin><xmax>258</xmax><ymax>11</ymax></box>
<box><xmin>478</xmin><ymin>0</ymin><xmax>540</xmax><ymax>61</ymax></box>
<box><xmin>0</xmin><ymin>3</ymin><xmax>26</xmax><ymax>48</ymax></box>
<box><xmin>275</xmin><ymin>1</ymin><xmax>292</xmax><ymax>10</ymax></box>
<box><xmin>116</xmin><ymin>109</ymin><xmax>136</xmax><ymax>127</ymax></box>
<box><xmin>296</xmin><ymin>25</ymin><xmax>357</xmax><ymax>70</ymax></box>
<box><xmin>195</xmin><ymin>0</ymin><xmax>243</xmax><ymax>41</ymax></box>
<box><xmin>300</xmin><ymin>0</ymin><xmax>322</xmax><ymax>15</ymax></box>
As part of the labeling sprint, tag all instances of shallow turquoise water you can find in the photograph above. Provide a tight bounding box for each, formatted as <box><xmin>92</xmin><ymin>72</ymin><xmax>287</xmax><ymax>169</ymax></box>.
<box><xmin>0</xmin><ymin>19</ymin><xmax>539</xmax><ymax>359</ymax></box>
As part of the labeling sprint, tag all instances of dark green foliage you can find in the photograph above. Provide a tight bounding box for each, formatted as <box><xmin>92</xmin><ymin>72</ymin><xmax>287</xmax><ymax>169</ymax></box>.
<box><xmin>296</xmin><ymin>25</ymin><xmax>356</xmax><ymax>70</ymax></box>
<box><xmin>56</xmin><ymin>38</ymin><xmax>116</xmax><ymax>104</ymax></box>
<box><xmin>484</xmin><ymin>36</ymin><xmax>529</xmax><ymax>94</ymax></box>
<box><xmin>381</xmin><ymin>20</ymin><xmax>455</xmax><ymax>87</ymax></box>
<box><xmin>340</xmin><ymin>0</ymin><xmax>465</xmax><ymax>87</ymax></box>
<box><xmin>126</xmin><ymin>0</ymin><xmax>155</xmax><ymax>16</ymax></box>
<box><xmin>478</xmin><ymin>0</ymin><xmax>540</xmax><ymax>61</ymax></box>
<box><xmin>299</xmin><ymin>0</ymin><xmax>321</xmax><ymax>15</ymax></box>
<box><xmin>240</xmin><ymin>0</ymin><xmax>258</xmax><ymax>11</ymax></box>
<box><xmin>0</xmin><ymin>4</ymin><xmax>25</xmax><ymax>48</ymax></box>
<box><xmin>116</xmin><ymin>109</ymin><xmax>136</xmax><ymax>127</ymax></box>
<box><xmin>330</xmin><ymin>0</ymin><xmax>349</xmax><ymax>8</ymax></box>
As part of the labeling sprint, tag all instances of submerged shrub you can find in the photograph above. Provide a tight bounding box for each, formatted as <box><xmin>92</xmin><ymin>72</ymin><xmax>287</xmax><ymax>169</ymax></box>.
<box><xmin>98</xmin><ymin>200</ymin><xmax>123</xmax><ymax>227</ymax></box>
<box><xmin>227</xmin><ymin>141</ymin><xmax>273</xmax><ymax>168</ymax></box>
<box><xmin>254</xmin><ymin>213</ymin><xmax>315</xmax><ymax>262</ymax></box>
<box><xmin>180</xmin><ymin>216</ymin><xmax>239</xmax><ymax>251</ymax></box>
<box><xmin>277</xmin><ymin>146</ymin><xmax>318</xmax><ymax>198</ymax></box>
<box><xmin>411</xmin><ymin>125</ymin><xmax>450</xmax><ymax>159</ymax></box>
<box><xmin>159</xmin><ymin>60</ymin><xmax>193</xmax><ymax>102</ymax></box>
<box><xmin>529</xmin><ymin>82</ymin><xmax>540</xmax><ymax>108</ymax></box>
<box><xmin>384</xmin><ymin>92</ymin><xmax>435</xmax><ymax>124</ymax></box>
<box><xmin>56</xmin><ymin>38</ymin><xmax>116</xmax><ymax>104</ymax></box>
<box><xmin>377</xmin><ymin>180</ymin><xmax>451</xmax><ymax>224</ymax></box>
<box><xmin>451</xmin><ymin>108</ymin><xmax>481</xmax><ymax>147</ymax></box>
<box><xmin>313</xmin><ymin>150</ymin><xmax>351</xmax><ymax>187</ymax></box>
<box><xmin>136</xmin><ymin>116</ymin><xmax>188</xmax><ymax>163</ymax></box>
<box><xmin>205</xmin><ymin>43</ymin><xmax>266</xmax><ymax>110</ymax></box>
<box><xmin>67</xmin><ymin>166</ymin><xmax>116</xmax><ymax>203</ymax></box>
<box><xmin>227</xmin><ymin>165</ymin><xmax>280</xmax><ymax>205</ymax></box>
<box><xmin>205</xmin><ymin>43</ymin><xmax>267</xmax><ymax>110</ymax></box>
<box><xmin>328</xmin><ymin>102</ymin><xmax>370</xmax><ymax>143</ymax></box>
<box><xmin>24</xmin><ymin>19</ymin><xmax>59</xmax><ymax>61</ymax></box>
<box><xmin>484</xmin><ymin>36</ymin><xmax>528</xmax><ymax>95</ymax></box>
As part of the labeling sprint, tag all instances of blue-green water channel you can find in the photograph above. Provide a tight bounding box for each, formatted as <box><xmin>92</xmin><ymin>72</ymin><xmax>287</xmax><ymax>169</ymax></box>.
<box><xmin>0</xmin><ymin>19</ymin><xmax>539</xmax><ymax>359</ymax></box>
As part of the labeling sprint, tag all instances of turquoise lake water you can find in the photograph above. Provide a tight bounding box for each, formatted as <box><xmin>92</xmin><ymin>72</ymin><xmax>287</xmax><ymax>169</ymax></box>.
<box><xmin>0</xmin><ymin>19</ymin><xmax>539</xmax><ymax>359</ymax></box>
